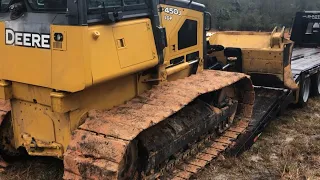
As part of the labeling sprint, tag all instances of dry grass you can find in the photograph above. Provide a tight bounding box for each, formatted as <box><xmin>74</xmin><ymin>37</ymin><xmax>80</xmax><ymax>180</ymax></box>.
<box><xmin>0</xmin><ymin>98</ymin><xmax>320</xmax><ymax>180</ymax></box>
<box><xmin>0</xmin><ymin>157</ymin><xmax>63</xmax><ymax>180</ymax></box>
<box><xmin>198</xmin><ymin>97</ymin><xmax>320</xmax><ymax>180</ymax></box>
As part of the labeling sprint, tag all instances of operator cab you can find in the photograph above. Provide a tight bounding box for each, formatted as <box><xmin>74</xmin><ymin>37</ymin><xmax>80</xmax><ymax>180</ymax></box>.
<box><xmin>0</xmin><ymin>0</ymin><xmax>205</xmax><ymax>24</ymax></box>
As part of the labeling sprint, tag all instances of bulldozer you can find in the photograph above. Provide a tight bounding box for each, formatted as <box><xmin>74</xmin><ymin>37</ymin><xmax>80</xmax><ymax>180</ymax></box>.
<box><xmin>0</xmin><ymin>0</ymin><xmax>304</xmax><ymax>178</ymax></box>
<box><xmin>0</xmin><ymin>0</ymin><xmax>255</xmax><ymax>179</ymax></box>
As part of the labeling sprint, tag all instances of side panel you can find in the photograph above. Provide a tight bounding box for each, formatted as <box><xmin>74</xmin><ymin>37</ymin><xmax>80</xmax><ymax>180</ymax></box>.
<box><xmin>0</xmin><ymin>21</ymin><xmax>52</xmax><ymax>87</ymax></box>
<box><xmin>88</xmin><ymin>18</ymin><xmax>159</xmax><ymax>85</ymax></box>
<box><xmin>1</xmin><ymin>18</ymin><xmax>158</xmax><ymax>93</ymax></box>
<box><xmin>51</xmin><ymin>26</ymin><xmax>89</xmax><ymax>92</ymax></box>
<box><xmin>160</xmin><ymin>5</ymin><xmax>204</xmax><ymax>68</ymax></box>
<box><xmin>113</xmin><ymin>22</ymin><xmax>155</xmax><ymax>68</ymax></box>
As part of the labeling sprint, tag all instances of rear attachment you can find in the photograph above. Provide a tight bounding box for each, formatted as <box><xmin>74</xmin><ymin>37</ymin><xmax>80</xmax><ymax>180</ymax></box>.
<box><xmin>63</xmin><ymin>70</ymin><xmax>254</xmax><ymax>180</ymax></box>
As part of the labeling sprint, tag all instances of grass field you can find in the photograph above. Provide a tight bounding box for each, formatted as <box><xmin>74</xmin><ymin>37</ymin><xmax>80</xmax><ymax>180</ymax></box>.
<box><xmin>1</xmin><ymin>97</ymin><xmax>320</xmax><ymax>180</ymax></box>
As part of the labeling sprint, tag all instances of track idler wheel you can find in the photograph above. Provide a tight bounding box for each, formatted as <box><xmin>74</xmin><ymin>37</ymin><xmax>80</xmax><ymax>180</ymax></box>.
<box><xmin>214</xmin><ymin>87</ymin><xmax>238</xmax><ymax>134</ymax></box>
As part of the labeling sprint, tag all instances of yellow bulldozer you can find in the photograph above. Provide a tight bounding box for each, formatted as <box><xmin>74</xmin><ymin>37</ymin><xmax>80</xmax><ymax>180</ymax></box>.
<box><xmin>0</xmin><ymin>0</ymin><xmax>299</xmax><ymax>179</ymax></box>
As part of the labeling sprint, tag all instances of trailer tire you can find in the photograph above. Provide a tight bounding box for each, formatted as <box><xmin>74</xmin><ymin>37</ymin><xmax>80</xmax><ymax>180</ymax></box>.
<box><xmin>298</xmin><ymin>76</ymin><xmax>311</xmax><ymax>107</ymax></box>
<box><xmin>311</xmin><ymin>72</ymin><xmax>320</xmax><ymax>96</ymax></box>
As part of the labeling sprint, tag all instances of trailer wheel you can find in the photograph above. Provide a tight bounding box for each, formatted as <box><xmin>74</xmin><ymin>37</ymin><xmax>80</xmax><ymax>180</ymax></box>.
<box><xmin>311</xmin><ymin>72</ymin><xmax>320</xmax><ymax>96</ymax></box>
<box><xmin>298</xmin><ymin>76</ymin><xmax>311</xmax><ymax>107</ymax></box>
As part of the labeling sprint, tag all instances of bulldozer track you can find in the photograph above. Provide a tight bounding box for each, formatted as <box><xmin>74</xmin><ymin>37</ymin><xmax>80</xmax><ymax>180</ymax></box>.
<box><xmin>0</xmin><ymin>100</ymin><xmax>11</xmax><ymax>169</ymax></box>
<box><xmin>0</xmin><ymin>100</ymin><xmax>10</xmax><ymax>126</ymax></box>
<box><xmin>63</xmin><ymin>70</ymin><xmax>254</xmax><ymax>180</ymax></box>
<box><xmin>158</xmin><ymin>118</ymin><xmax>250</xmax><ymax>180</ymax></box>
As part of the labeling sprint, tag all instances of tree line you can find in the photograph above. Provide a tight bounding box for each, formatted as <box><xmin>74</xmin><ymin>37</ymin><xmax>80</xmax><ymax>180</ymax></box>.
<box><xmin>196</xmin><ymin>0</ymin><xmax>320</xmax><ymax>31</ymax></box>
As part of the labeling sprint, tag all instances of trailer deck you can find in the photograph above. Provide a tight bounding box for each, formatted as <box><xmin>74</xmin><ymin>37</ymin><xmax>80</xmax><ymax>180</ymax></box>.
<box><xmin>292</xmin><ymin>48</ymin><xmax>320</xmax><ymax>61</ymax></box>
<box><xmin>292</xmin><ymin>48</ymin><xmax>320</xmax><ymax>79</ymax></box>
<box><xmin>230</xmin><ymin>47</ymin><xmax>320</xmax><ymax>156</ymax></box>
<box><xmin>228</xmin><ymin>87</ymin><xmax>291</xmax><ymax>155</ymax></box>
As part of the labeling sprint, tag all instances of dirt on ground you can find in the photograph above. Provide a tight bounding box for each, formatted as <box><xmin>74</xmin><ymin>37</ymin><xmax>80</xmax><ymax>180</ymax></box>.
<box><xmin>0</xmin><ymin>97</ymin><xmax>320</xmax><ymax>180</ymax></box>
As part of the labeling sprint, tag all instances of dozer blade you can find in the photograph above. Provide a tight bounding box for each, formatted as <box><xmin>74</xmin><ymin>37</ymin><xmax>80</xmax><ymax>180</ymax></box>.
<box><xmin>63</xmin><ymin>70</ymin><xmax>255</xmax><ymax>180</ymax></box>
<box><xmin>284</xmin><ymin>63</ymin><xmax>299</xmax><ymax>90</ymax></box>
<box><xmin>283</xmin><ymin>36</ymin><xmax>298</xmax><ymax>90</ymax></box>
<box><xmin>208</xmin><ymin>28</ymin><xmax>298</xmax><ymax>90</ymax></box>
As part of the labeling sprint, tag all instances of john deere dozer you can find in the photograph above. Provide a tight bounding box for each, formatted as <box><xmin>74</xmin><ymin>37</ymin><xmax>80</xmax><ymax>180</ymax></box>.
<box><xmin>0</xmin><ymin>0</ymin><xmax>300</xmax><ymax>179</ymax></box>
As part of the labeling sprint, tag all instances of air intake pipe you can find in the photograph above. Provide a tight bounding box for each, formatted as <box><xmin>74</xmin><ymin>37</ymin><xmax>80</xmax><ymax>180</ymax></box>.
<box><xmin>150</xmin><ymin>0</ymin><xmax>167</xmax><ymax>65</ymax></box>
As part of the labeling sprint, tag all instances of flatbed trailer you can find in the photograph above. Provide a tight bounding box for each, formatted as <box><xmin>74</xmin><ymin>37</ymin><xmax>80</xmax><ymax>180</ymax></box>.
<box><xmin>229</xmin><ymin>47</ymin><xmax>320</xmax><ymax>155</ymax></box>
<box><xmin>208</xmin><ymin>11</ymin><xmax>320</xmax><ymax>157</ymax></box>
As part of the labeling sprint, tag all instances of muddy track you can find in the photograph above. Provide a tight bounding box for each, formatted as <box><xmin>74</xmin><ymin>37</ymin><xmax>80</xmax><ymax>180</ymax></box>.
<box><xmin>61</xmin><ymin>70</ymin><xmax>254</xmax><ymax>180</ymax></box>
<box><xmin>152</xmin><ymin>119</ymin><xmax>251</xmax><ymax>180</ymax></box>
<box><xmin>0</xmin><ymin>100</ymin><xmax>10</xmax><ymax>125</ymax></box>
<box><xmin>0</xmin><ymin>100</ymin><xmax>11</xmax><ymax>170</ymax></box>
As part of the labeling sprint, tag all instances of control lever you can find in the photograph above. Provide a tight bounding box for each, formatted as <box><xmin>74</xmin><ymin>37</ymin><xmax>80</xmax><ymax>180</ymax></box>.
<box><xmin>222</xmin><ymin>64</ymin><xmax>233</xmax><ymax>70</ymax></box>
<box><xmin>222</xmin><ymin>57</ymin><xmax>237</xmax><ymax>70</ymax></box>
